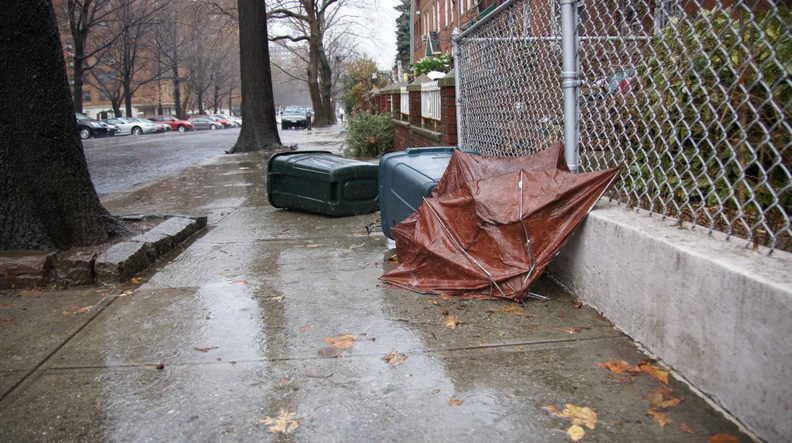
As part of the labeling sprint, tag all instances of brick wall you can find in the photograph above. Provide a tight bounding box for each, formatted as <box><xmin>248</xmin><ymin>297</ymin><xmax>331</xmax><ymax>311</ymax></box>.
<box><xmin>377</xmin><ymin>73</ymin><xmax>457</xmax><ymax>152</ymax></box>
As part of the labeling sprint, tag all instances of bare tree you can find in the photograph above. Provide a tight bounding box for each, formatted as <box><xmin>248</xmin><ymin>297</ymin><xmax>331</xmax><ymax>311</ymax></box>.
<box><xmin>55</xmin><ymin>0</ymin><xmax>124</xmax><ymax>113</ymax></box>
<box><xmin>151</xmin><ymin>1</ymin><xmax>190</xmax><ymax>118</ymax></box>
<box><xmin>228</xmin><ymin>0</ymin><xmax>281</xmax><ymax>152</ymax></box>
<box><xmin>1</xmin><ymin>0</ymin><xmax>130</xmax><ymax>250</ymax></box>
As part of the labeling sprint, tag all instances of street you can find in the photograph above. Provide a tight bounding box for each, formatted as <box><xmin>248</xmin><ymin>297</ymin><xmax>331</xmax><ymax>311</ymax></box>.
<box><xmin>85</xmin><ymin>126</ymin><xmax>345</xmax><ymax>197</ymax></box>
<box><xmin>84</xmin><ymin>129</ymin><xmax>238</xmax><ymax>196</ymax></box>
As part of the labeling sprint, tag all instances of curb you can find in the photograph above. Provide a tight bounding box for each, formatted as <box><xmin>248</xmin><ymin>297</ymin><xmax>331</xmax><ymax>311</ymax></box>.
<box><xmin>0</xmin><ymin>216</ymin><xmax>207</xmax><ymax>289</ymax></box>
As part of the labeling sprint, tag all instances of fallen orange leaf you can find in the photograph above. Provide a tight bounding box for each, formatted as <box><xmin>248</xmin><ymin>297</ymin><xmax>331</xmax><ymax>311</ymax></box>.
<box><xmin>680</xmin><ymin>423</ymin><xmax>695</xmax><ymax>434</ymax></box>
<box><xmin>639</xmin><ymin>362</ymin><xmax>670</xmax><ymax>384</ymax></box>
<box><xmin>645</xmin><ymin>386</ymin><xmax>683</xmax><ymax>410</ymax></box>
<box><xmin>501</xmin><ymin>304</ymin><xmax>525</xmax><ymax>316</ymax></box>
<box><xmin>546</xmin><ymin>404</ymin><xmax>598</xmax><ymax>430</ymax></box>
<box><xmin>443</xmin><ymin>316</ymin><xmax>465</xmax><ymax>330</ymax></box>
<box><xmin>571</xmin><ymin>301</ymin><xmax>583</xmax><ymax>309</ymax></box>
<box><xmin>317</xmin><ymin>334</ymin><xmax>357</xmax><ymax>357</ymax></box>
<box><xmin>449</xmin><ymin>398</ymin><xmax>464</xmax><ymax>406</ymax></box>
<box><xmin>260</xmin><ymin>409</ymin><xmax>301</xmax><ymax>433</ymax></box>
<box><xmin>325</xmin><ymin>334</ymin><xmax>356</xmax><ymax>349</ymax></box>
<box><xmin>647</xmin><ymin>410</ymin><xmax>672</xmax><ymax>427</ymax></box>
<box><xmin>598</xmin><ymin>360</ymin><xmax>641</xmax><ymax>374</ymax></box>
<box><xmin>709</xmin><ymin>434</ymin><xmax>739</xmax><ymax>443</ymax></box>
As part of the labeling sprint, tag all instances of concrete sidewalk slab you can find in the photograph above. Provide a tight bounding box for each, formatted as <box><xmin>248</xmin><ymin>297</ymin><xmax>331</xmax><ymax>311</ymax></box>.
<box><xmin>0</xmin><ymin>127</ymin><xmax>754</xmax><ymax>441</ymax></box>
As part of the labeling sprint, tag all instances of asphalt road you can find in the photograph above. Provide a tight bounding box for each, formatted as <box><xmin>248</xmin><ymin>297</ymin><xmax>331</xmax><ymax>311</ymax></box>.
<box><xmin>83</xmin><ymin>128</ymin><xmax>239</xmax><ymax>196</ymax></box>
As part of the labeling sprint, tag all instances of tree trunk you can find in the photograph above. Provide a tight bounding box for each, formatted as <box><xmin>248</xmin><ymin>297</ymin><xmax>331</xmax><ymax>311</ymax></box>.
<box><xmin>172</xmin><ymin>64</ymin><xmax>183</xmax><ymax>118</ymax></box>
<box><xmin>307</xmin><ymin>34</ymin><xmax>324</xmax><ymax>126</ymax></box>
<box><xmin>317</xmin><ymin>41</ymin><xmax>335</xmax><ymax>126</ymax></box>
<box><xmin>229</xmin><ymin>0</ymin><xmax>281</xmax><ymax>153</ymax></box>
<box><xmin>0</xmin><ymin>0</ymin><xmax>130</xmax><ymax>251</ymax></box>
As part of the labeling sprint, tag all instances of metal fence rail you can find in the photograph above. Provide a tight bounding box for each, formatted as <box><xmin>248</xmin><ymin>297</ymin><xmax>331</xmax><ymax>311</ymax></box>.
<box><xmin>421</xmin><ymin>80</ymin><xmax>442</xmax><ymax>120</ymax></box>
<box><xmin>401</xmin><ymin>86</ymin><xmax>410</xmax><ymax>116</ymax></box>
<box><xmin>455</xmin><ymin>0</ymin><xmax>791</xmax><ymax>253</ymax></box>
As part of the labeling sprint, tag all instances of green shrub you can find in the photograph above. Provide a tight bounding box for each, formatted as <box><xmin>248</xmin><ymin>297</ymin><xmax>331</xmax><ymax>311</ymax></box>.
<box><xmin>343</xmin><ymin>111</ymin><xmax>394</xmax><ymax>158</ymax></box>
<box><xmin>414</xmin><ymin>53</ymin><xmax>453</xmax><ymax>76</ymax></box>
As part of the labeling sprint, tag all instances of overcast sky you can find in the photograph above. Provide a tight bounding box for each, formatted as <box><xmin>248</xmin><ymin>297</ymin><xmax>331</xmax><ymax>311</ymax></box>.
<box><xmin>357</xmin><ymin>0</ymin><xmax>401</xmax><ymax>69</ymax></box>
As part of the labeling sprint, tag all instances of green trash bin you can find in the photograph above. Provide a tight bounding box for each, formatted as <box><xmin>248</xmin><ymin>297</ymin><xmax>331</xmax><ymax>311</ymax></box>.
<box><xmin>267</xmin><ymin>151</ymin><xmax>379</xmax><ymax>217</ymax></box>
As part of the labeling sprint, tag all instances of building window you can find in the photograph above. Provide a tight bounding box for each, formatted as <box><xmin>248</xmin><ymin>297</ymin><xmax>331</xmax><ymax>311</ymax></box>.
<box><xmin>82</xmin><ymin>91</ymin><xmax>92</xmax><ymax>102</ymax></box>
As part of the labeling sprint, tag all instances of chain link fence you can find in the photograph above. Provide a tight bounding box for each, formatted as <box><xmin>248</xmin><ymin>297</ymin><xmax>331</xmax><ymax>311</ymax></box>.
<box><xmin>455</xmin><ymin>0</ymin><xmax>791</xmax><ymax>253</ymax></box>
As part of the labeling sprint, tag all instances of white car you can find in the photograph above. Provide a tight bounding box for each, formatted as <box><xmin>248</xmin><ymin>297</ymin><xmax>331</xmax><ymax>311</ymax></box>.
<box><xmin>102</xmin><ymin>117</ymin><xmax>159</xmax><ymax>136</ymax></box>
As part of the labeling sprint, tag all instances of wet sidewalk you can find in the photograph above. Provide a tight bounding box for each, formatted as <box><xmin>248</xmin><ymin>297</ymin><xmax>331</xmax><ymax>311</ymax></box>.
<box><xmin>0</xmin><ymin>126</ymin><xmax>752</xmax><ymax>441</ymax></box>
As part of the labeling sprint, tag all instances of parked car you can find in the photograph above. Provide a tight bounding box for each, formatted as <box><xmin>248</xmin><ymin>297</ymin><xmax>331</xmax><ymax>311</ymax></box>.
<box><xmin>280</xmin><ymin>106</ymin><xmax>311</xmax><ymax>130</ymax></box>
<box><xmin>75</xmin><ymin>112</ymin><xmax>117</xmax><ymax>139</ymax></box>
<box><xmin>211</xmin><ymin>114</ymin><xmax>241</xmax><ymax>127</ymax></box>
<box><xmin>108</xmin><ymin>117</ymin><xmax>159</xmax><ymax>135</ymax></box>
<box><xmin>130</xmin><ymin>117</ymin><xmax>168</xmax><ymax>133</ymax></box>
<box><xmin>190</xmin><ymin>114</ymin><xmax>232</xmax><ymax>128</ymax></box>
<box><xmin>187</xmin><ymin>116</ymin><xmax>224</xmax><ymax>130</ymax></box>
<box><xmin>101</xmin><ymin>117</ymin><xmax>150</xmax><ymax>136</ymax></box>
<box><xmin>148</xmin><ymin>115</ymin><xmax>194</xmax><ymax>133</ymax></box>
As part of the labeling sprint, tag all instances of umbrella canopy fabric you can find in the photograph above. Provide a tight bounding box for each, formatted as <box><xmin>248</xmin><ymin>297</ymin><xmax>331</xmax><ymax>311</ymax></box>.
<box><xmin>381</xmin><ymin>163</ymin><xmax>621</xmax><ymax>302</ymax></box>
<box><xmin>391</xmin><ymin>142</ymin><xmax>569</xmax><ymax>260</ymax></box>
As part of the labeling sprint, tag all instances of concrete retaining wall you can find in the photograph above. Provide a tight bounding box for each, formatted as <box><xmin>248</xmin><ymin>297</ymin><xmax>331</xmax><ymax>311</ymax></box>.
<box><xmin>548</xmin><ymin>199</ymin><xmax>792</xmax><ymax>443</ymax></box>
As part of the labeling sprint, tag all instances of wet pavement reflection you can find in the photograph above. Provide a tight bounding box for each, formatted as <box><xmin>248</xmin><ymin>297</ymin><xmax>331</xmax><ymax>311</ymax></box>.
<box><xmin>0</xmin><ymin>126</ymin><xmax>751</xmax><ymax>441</ymax></box>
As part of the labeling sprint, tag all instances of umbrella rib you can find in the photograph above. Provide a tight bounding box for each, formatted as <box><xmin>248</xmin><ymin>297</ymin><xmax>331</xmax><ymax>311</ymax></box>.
<box><xmin>422</xmin><ymin>197</ymin><xmax>506</xmax><ymax>298</ymax></box>
<box><xmin>519</xmin><ymin>170</ymin><xmax>537</xmax><ymax>284</ymax></box>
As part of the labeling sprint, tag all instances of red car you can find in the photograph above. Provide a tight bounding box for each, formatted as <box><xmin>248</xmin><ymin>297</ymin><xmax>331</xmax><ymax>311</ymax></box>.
<box><xmin>148</xmin><ymin>115</ymin><xmax>194</xmax><ymax>133</ymax></box>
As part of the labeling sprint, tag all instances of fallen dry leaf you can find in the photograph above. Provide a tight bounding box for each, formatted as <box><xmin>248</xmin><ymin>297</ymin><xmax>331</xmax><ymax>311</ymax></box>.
<box><xmin>639</xmin><ymin>362</ymin><xmax>670</xmax><ymax>384</ymax></box>
<box><xmin>383</xmin><ymin>351</ymin><xmax>408</xmax><ymax>368</ymax></box>
<box><xmin>1</xmin><ymin>318</ymin><xmax>17</xmax><ymax>326</ymax></box>
<box><xmin>437</xmin><ymin>294</ymin><xmax>454</xmax><ymax>302</ymax></box>
<box><xmin>567</xmin><ymin>424</ymin><xmax>586</xmax><ymax>441</ymax></box>
<box><xmin>546</xmin><ymin>404</ymin><xmax>598</xmax><ymax>430</ymax></box>
<box><xmin>443</xmin><ymin>316</ymin><xmax>465</xmax><ymax>330</ymax></box>
<box><xmin>130</xmin><ymin>277</ymin><xmax>144</xmax><ymax>284</ymax></box>
<box><xmin>571</xmin><ymin>301</ymin><xmax>583</xmax><ymax>309</ymax></box>
<box><xmin>647</xmin><ymin>410</ymin><xmax>672</xmax><ymax>427</ymax></box>
<box><xmin>194</xmin><ymin>346</ymin><xmax>219</xmax><ymax>353</ymax></box>
<box><xmin>598</xmin><ymin>360</ymin><xmax>641</xmax><ymax>374</ymax></box>
<box><xmin>61</xmin><ymin>311</ymin><xmax>71</xmax><ymax>316</ymax></box>
<box><xmin>74</xmin><ymin>305</ymin><xmax>94</xmax><ymax>314</ymax></box>
<box><xmin>317</xmin><ymin>334</ymin><xmax>357</xmax><ymax>358</ymax></box>
<box><xmin>449</xmin><ymin>398</ymin><xmax>464</xmax><ymax>406</ymax></box>
<box><xmin>680</xmin><ymin>423</ymin><xmax>695</xmax><ymax>434</ymax></box>
<box><xmin>606</xmin><ymin>372</ymin><xmax>638</xmax><ymax>385</ymax></box>
<box><xmin>645</xmin><ymin>386</ymin><xmax>683</xmax><ymax>410</ymax></box>
<box><xmin>386</xmin><ymin>255</ymin><xmax>399</xmax><ymax>265</ymax></box>
<box><xmin>260</xmin><ymin>409</ymin><xmax>301</xmax><ymax>434</ymax></box>
<box><xmin>565</xmin><ymin>326</ymin><xmax>591</xmax><ymax>334</ymax></box>
<box><xmin>501</xmin><ymin>304</ymin><xmax>525</xmax><ymax>316</ymax></box>
<box><xmin>708</xmin><ymin>434</ymin><xmax>739</xmax><ymax>443</ymax></box>
<box><xmin>325</xmin><ymin>334</ymin><xmax>356</xmax><ymax>349</ymax></box>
